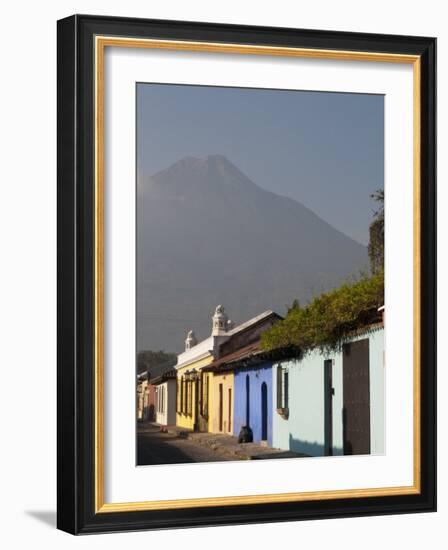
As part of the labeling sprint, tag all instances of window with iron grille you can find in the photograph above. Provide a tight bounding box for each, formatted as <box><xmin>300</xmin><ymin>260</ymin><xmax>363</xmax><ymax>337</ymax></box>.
<box><xmin>201</xmin><ymin>372</ymin><xmax>209</xmax><ymax>417</ymax></box>
<box><xmin>204</xmin><ymin>374</ymin><xmax>209</xmax><ymax>417</ymax></box>
<box><xmin>181</xmin><ymin>376</ymin><xmax>185</xmax><ymax>414</ymax></box>
<box><xmin>187</xmin><ymin>380</ymin><xmax>193</xmax><ymax>416</ymax></box>
<box><xmin>276</xmin><ymin>365</ymin><xmax>289</xmax><ymax>411</ymax></box>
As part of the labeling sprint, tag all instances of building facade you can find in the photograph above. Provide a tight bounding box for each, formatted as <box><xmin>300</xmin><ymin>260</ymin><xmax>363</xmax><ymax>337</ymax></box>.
<box><xmin>154</xmin><ymin>373</ymin><xmax>177</xmax><ymax>427</ymax></box>
<box><xmin>201</xmin><ymin>310</ymin><xmax>282</xmax><ymax>436</ymax></box>
<box><xmin>209</xmin><ymin>372</ymin><xmax>234</xmax><ymax>434</ymax></box>
<box><xmin>272</xmin><ymin>324</ymin><xmax>384</xmax><ymax>456</ymax></box>
<box><xmin>176</xmin><ymin>352</ymin><xmax>214</xmax><ymax>431</ymax></box>
<box><xmin>233</xmin><ymin>361</ymin><xmax>273</xmax><ymax>445</ymax></box>
<box><xmin>136</xmin><ymin>372</ymin><xmax>156</xmax><ymax>422</ymax></box>
<box><xmin>176</xmin><ymin>305</ymin><xmax>282</xmax><ymax>433</ymax></box>
<box><xmin>175</xmin><ymin>305</ymin><xmax>232</xmax><ymax>431</ymax></box>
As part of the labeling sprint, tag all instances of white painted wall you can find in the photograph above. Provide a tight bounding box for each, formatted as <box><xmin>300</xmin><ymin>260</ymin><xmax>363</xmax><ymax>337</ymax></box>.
<box><xmin>155</xmin><ymin>380</ymin><xmax>177</xmax><ymax>426</ymax></box>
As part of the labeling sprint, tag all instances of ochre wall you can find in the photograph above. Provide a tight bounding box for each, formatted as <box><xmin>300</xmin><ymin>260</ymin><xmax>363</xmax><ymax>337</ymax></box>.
<box><xmin>176</xmin><ymin>355</ymin><xmax>213</xmax><ymax>430</ymax></box>
<box><xmin>210</xmin><ymin>372</ymin><xmax>234</xmax><ymax>434</ymax></box>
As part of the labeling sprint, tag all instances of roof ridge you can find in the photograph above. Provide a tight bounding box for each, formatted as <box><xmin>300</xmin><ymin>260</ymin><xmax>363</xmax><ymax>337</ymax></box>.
<box><xmin>227</xmin><ymin>309</ymin><xmax>278</xmax><ymax>335</ymax></box>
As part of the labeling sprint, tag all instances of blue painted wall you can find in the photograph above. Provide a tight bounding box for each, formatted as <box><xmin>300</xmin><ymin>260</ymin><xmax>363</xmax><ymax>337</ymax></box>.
<box><xmin>233</xmin><ymin>362</ymin><xmax>273</xmax><ymax>446</ymax></box>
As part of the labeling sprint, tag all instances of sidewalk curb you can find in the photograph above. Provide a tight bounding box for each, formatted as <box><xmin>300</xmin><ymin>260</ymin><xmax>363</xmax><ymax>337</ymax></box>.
<box><xmin>179</xmin><ymin>430</ymin><xmax>296</xmax><ymax>461</ymax></box>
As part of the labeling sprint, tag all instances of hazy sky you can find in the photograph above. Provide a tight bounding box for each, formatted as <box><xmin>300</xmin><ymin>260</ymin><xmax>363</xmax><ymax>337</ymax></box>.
<box><xmin>137</xmin><ymin>83</ymin><xmax>384</xmax><ymax>245</ymax></box>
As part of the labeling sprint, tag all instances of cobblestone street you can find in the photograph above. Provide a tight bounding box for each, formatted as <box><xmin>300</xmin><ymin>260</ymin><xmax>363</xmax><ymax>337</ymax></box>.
<box><xmin>137</xmin><ymin>422</ymin><xmax>305</xmax><ymax>465</ymax></box>
<box><xmin>137</xmin><ymin>423</ymin><xmax>236</xmax><ymax>465</ymax></box>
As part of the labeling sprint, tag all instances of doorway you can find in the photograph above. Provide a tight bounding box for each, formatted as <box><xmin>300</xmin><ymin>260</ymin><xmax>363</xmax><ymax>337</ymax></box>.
<box><xmin>343</xmin><ymin>339</ymin><xmax>371</xmax><ymax>455</ymax></box>
<box><xmin>245</xmin><ymin>375</ymin><xmax>250</xmax><ymax>426</ymax></box>
<box><xmin>218</xmin><ymin>383</ymin><xmax>223</xmax><ymax>432</ymax></box>
<box><xmin>324</xmin><ymin>359</ymin><xmax>333</xmax><ymax>456</ymax></box>
<box><xmin>261</xmin><ymin>382</ymin><xmax>268</xmax><ymax>441</ymax></box>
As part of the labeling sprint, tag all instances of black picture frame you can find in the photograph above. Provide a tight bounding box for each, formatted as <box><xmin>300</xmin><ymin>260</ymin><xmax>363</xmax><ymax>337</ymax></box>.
<box><xmin>57</xmin><ymin>14</ymin><xmax>436</xmax><ymax>534</ymax></box>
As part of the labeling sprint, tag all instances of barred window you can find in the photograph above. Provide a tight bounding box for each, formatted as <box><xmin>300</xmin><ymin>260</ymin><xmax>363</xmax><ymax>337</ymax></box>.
<box><xmin>200</xmin><ymin>372</ymin><xmax>209</xmax><ymax>417</ymax></box>
<box><xmin>204</xmin><ymin>374</ymin><xmax>209</xmax><ymax>417</ymax></box>
<box><xmin>181</xmin><ymin>376</ymin><xmax>185</xmax><ymax>414</ymax></box>
<box><xmin>182</xmin><ymin>377</ymin><xmax>186</xmax><ymax>414</ymax></box>
<box><xmin>187</xmin><ymin>380</ymin><xmax>193</xmax><ymax>416</ymax></box>
<box><xmin>276</xmin><ymin>365</ymin><xmax>289</xmax><ymax>410</ymax></box>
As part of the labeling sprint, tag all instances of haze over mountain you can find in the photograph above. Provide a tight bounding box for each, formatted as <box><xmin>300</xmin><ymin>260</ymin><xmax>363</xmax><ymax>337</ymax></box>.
<box><xmin>137</xmin><ymin>155</ymin><xmax>368</xmax><ymax>353</ymax></box>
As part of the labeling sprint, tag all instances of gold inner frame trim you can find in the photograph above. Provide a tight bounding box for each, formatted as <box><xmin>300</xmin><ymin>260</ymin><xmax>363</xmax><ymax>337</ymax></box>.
<box><xmin>94</xmin><ymin>35</ymin><xmax>421</xmax><ymax>513</ymax></box>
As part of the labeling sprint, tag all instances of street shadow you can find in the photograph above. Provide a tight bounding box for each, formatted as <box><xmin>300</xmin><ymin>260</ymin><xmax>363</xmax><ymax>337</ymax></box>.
<box><xmin>289</xmin><ymin>434</ymin><xmax>343</xmax><ymax>457</ymax></box>
<box><xmin>25</xmin><ymin>510</ymin><xmax>56</xmax><ymax>528</ymax></box>
<box><xmin>137</xmin><ymin>425</ymin><xmax>200</xmax><ymax>465</ymax></box>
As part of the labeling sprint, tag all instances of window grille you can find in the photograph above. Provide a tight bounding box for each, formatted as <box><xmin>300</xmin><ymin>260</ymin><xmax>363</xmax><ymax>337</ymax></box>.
<box><xmin>276</xmin><ymin>365</ymin><xmax>289</xmax><ymax>413</ymax></box>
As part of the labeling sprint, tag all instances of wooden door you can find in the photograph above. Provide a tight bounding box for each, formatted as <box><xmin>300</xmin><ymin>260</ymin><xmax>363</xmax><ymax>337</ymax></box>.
<box><xmin>324</xmin><ymin>359</ymin><xmax>333</xmax><ymax>456</ymax></box>
<box><xmin>343</xmin><ymin>339</ymin><xmax>371</xmax><ymax>455</ymax></box>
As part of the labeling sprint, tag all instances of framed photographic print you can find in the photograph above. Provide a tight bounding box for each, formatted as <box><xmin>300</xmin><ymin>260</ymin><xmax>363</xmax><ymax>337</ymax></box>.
<box><xmin>57</xmin><ymin>14</ymin><xmax>436</xmax><ymax>534</ymax></box>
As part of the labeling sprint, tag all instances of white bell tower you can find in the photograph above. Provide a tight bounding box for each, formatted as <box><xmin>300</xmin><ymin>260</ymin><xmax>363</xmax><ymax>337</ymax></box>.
<box><xmin>212</xmin><ymin>305</ymin><xmax>229</xmax><ymax>336</ymax></box>
<box><xmin>184</xmin><ymin>330</ymin><xmax>197</xmax><ymax>351</ymax></box>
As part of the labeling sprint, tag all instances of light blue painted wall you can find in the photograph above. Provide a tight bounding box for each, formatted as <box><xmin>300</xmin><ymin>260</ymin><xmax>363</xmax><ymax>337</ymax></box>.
<box><xmin>331</xmin><ymin>353</ymin><xmax>344</xmax><ymax>455</ymax></box>
<box><xmin>272</xmin><ymin>327</ymin><xmax>384</xmax><ymax>456</ymax></box>
<box><xmin>368</xmin><ymin>328</ymin><xmax>385</xmax><ymax>454</ymax></box>
<box><xmin>272</xmin><ymin>353</ymin><xmax>343</xmax><ymax>456</ymax></box>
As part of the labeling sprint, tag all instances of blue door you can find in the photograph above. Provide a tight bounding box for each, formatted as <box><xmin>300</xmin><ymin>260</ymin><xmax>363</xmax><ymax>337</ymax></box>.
<box><xmin>261</xmin><ymin>382</ymin><xmax>268</xmax><ymax>441</ymax></box>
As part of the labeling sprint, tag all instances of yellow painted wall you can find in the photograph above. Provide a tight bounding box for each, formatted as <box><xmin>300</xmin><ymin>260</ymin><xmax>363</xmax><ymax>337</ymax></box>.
<box><xmin>210</xmin><ymin>373</ymin><xmax>234</xmax><ymax>434</ymax></box>
<box><xmin>175</xmin><ymin>355</ymin><xmax>213</xmax><ymax>430</ymax></box>
<box><xmin>205</xmin><ymin>372</ymin><xmax>213</xmax><ymax>432</ymax></box>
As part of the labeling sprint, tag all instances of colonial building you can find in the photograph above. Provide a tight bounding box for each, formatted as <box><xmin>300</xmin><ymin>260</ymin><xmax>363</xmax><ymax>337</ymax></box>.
<box><xmin>136</xmin><ymin>371</ymin><xmax>156</xmax><ymax>422</ymax></box>
<box><xmin>206</xmin><ymin>345</ymin><xmax>293</xmax><ymax>445</ymax></box>
<box><xmin>176</xmin><ymin>305</ymin><xmax>281</xmax><ymax>433</ymax></box>
<box><xmin>175</xmin><ymin>305</ymin><xmax>235</xmax><ymax>431</ymax></box>
<box><xmin>202</xmin><ymin>310</ymin><xmax>282</xmax><ymax>437</ymax></box>
<box><xmin>152</xmin><ymin>369</ymin><xmax>177</xmax><ymax>427</ymax></box>
<box><xmin>272</xmin><ymin>322</ymin><xmax>384</xmax><ymax>456</ymax></box>
<box><xmin>233</xmin><ymin>358</ymin><xmax>274</xmax><ymax>445</ymax></box>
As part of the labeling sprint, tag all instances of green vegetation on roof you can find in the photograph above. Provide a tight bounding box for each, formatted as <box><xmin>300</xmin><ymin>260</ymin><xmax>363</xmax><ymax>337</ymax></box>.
<box><xmin>261</xmin><ymin>270</ymin><xmax>384</xmax><ymax>354</ymax></box>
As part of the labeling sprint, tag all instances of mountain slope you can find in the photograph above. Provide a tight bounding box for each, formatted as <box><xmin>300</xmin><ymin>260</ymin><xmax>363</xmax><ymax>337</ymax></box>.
<box><xmin>137</xmin><ymin>155</ymin><xmax>368</xmax><ymax>352</ymax></box>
